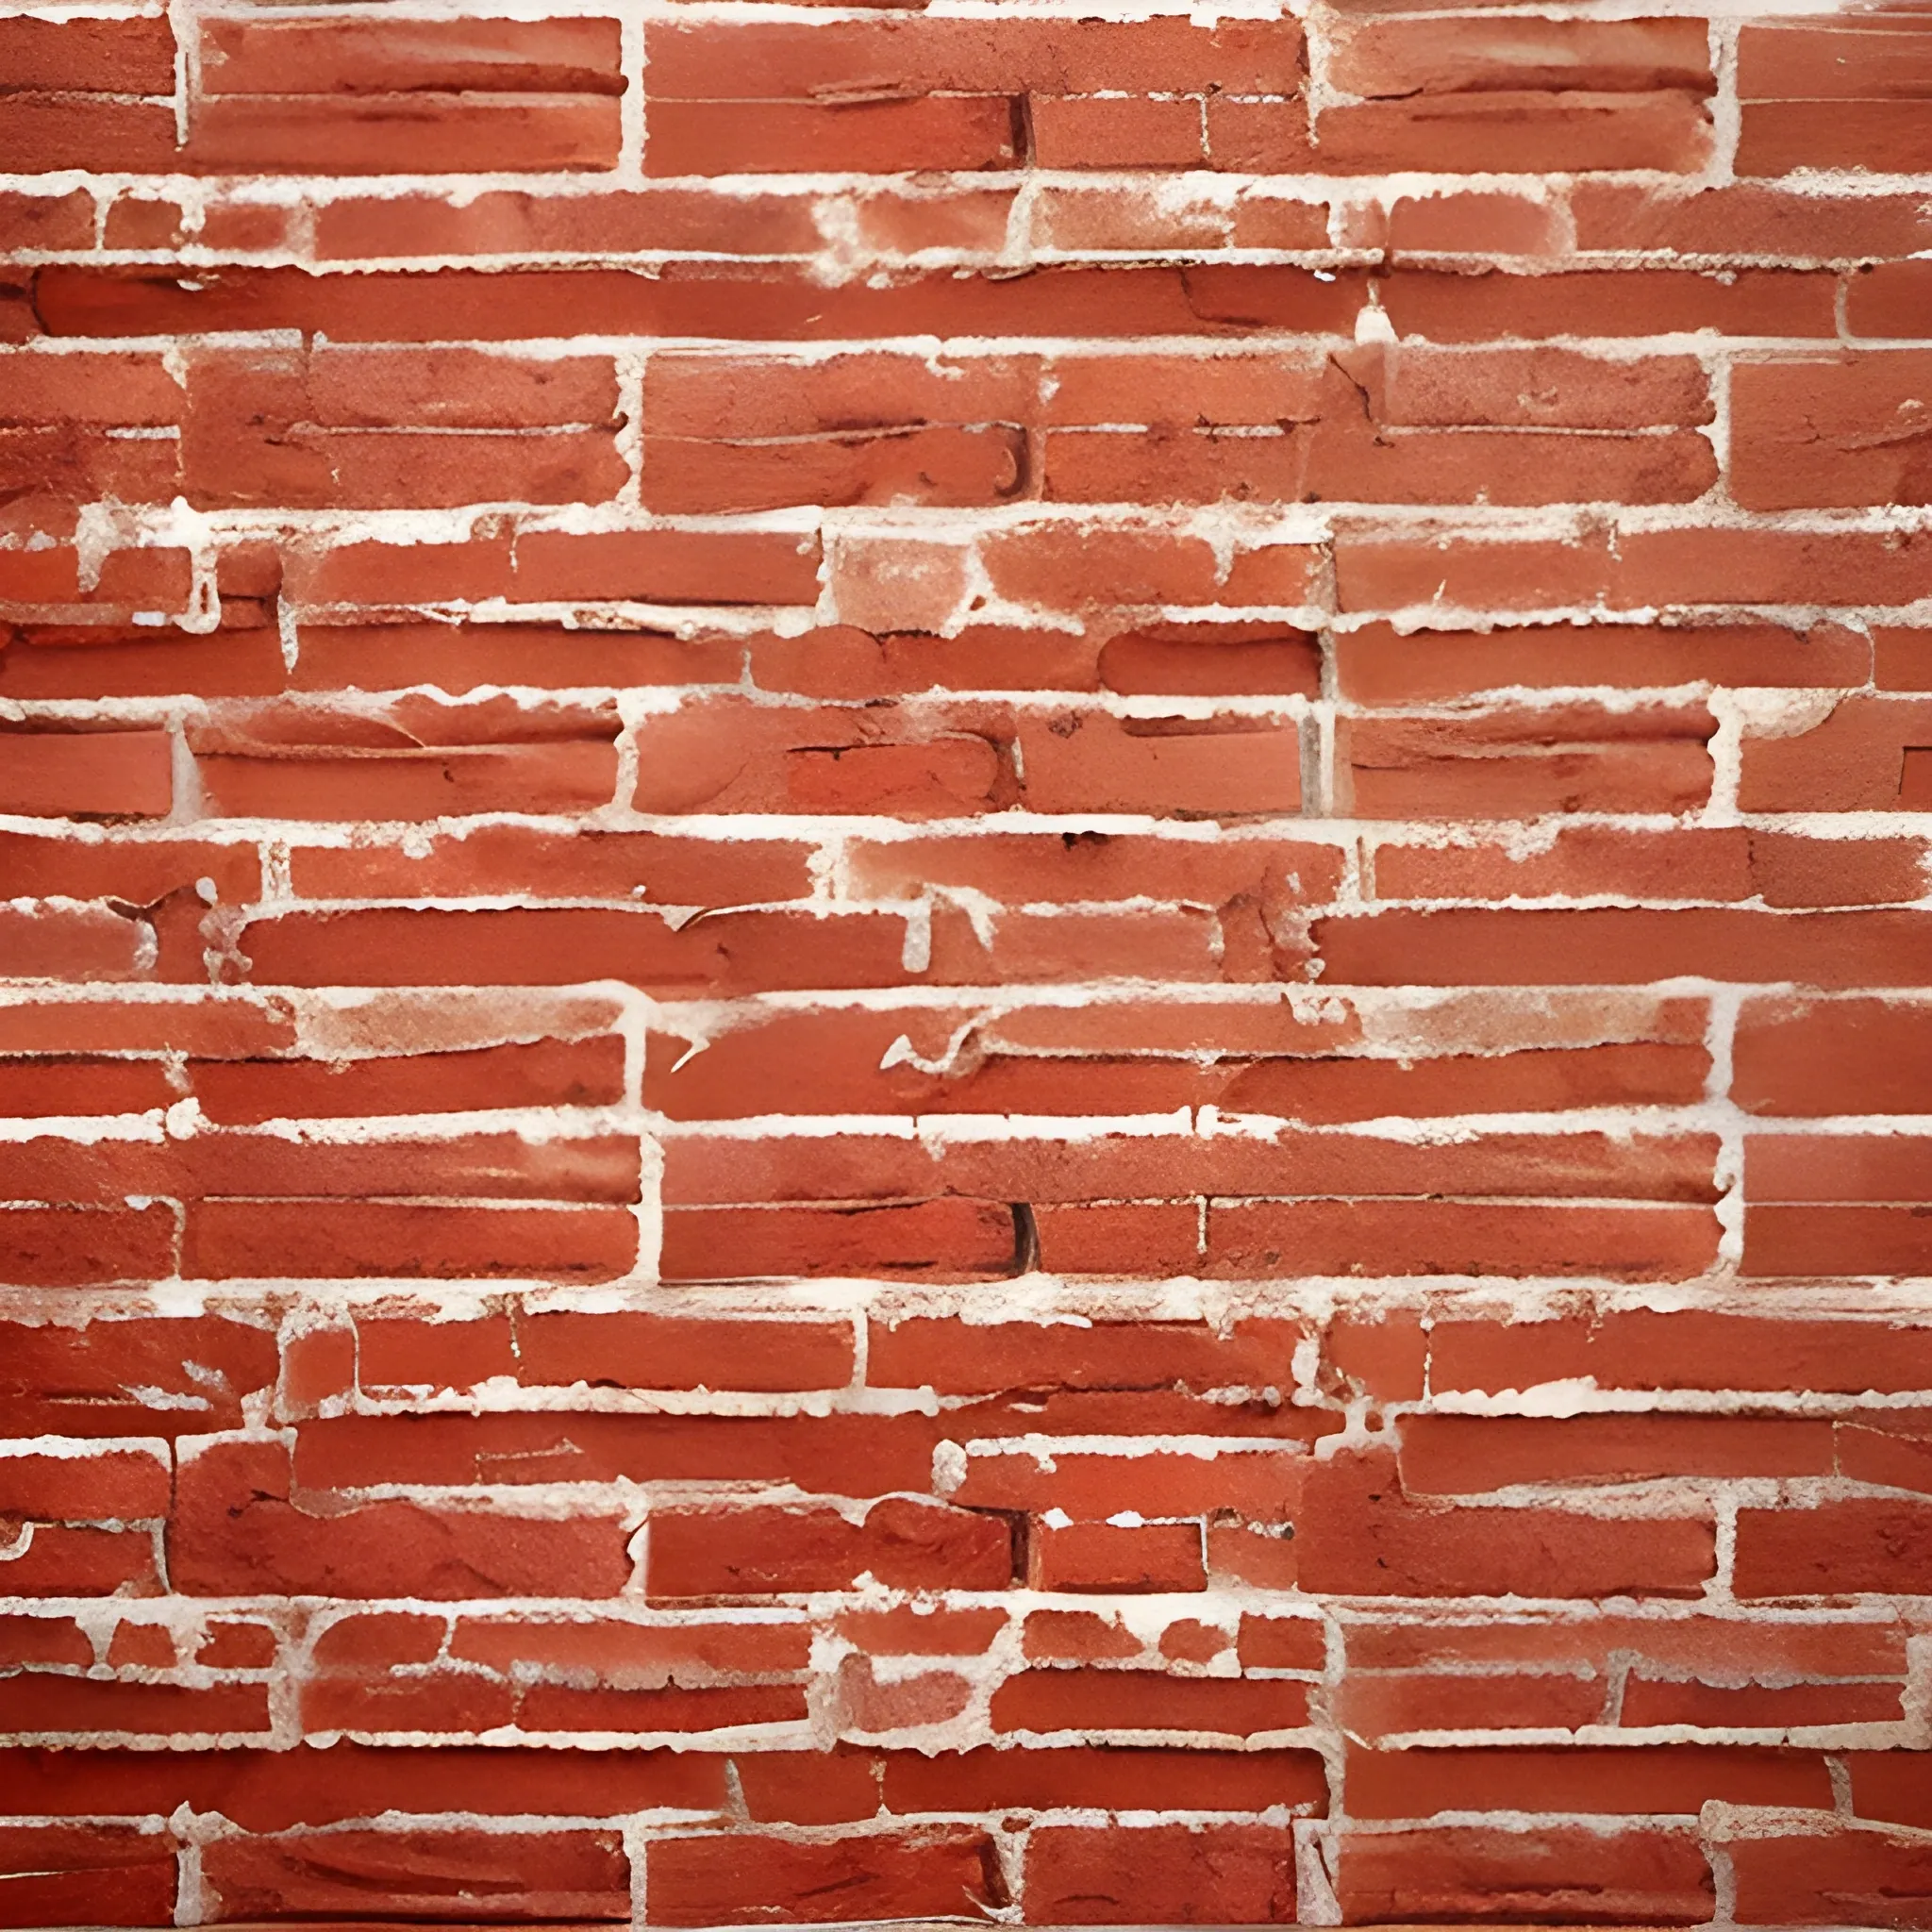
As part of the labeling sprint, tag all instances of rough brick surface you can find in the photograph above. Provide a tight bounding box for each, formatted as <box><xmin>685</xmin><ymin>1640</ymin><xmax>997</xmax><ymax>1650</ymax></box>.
<box><xmin>2</xmin><ymin>0</ymin><xmax>1930</xmax><ymax>1926</ymax></box>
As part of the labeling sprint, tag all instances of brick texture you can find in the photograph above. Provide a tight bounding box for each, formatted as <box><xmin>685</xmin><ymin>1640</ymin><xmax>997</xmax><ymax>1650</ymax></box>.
<box><xmin>2</xmin><ymin>0</ymin><xmax>1930</xmax><ymax>1926</ymax></box>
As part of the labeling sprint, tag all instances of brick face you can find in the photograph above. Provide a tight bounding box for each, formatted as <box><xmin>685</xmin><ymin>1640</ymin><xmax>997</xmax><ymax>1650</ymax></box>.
<box><xmin>1</xmin><ymin>0</ymin><xmax>1929</xmax><ymax>1925</ymax></box>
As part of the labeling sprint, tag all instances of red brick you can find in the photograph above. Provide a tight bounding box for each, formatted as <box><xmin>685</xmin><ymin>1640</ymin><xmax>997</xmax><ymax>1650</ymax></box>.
<box><xmin>453</xmin><ymin>1615</ymin><xmax>812</xmax><ymax>1701</ymax></box>
<box><xmin>0</xmin><ymin>625</ymin><xmax>288</xmax><ymax>701</ymax></box>
<box><xmin>1071</xmin><ymin>1614</ymin><xmax>1204</xmax><ymax>1668</ymax></box>
<box><xmin>1024</xmin><ymin>1824</ymin><xmax>1297</xmax><ymax>1924</ymax></box>
<box><xmin>1308</xmin><ymin>907</ymin><xmax>1932</xmax><ymax>990</ymax></box>
<box><xmin>1737</xmin><ymin>1499</ymin><xmax>1932</xmax><ymax>1598</ymax></box>
<box><xmin>1319</xmin><ymin>92</ymin><xmax>1712</xmax><ymax>174</ymax></box>
<box><xmin>1621</xmin><ymin>1676</ymin><xmax>1901</xmax><ymax>1730</ymax></box>
<box><xmin>1330</xmin><ymin>16</ymin><xmax>1710</xmax><ymax>97</ymax></box>
<box><xmin>645</xmin><ymin>425</ymin><xmax>1025</xmax><ymax>515</ymax></box>
<box><xmin>1343</xmin><ymin>704</ymin><xmax>1714</xmax><ymax>817</ymax></box>
<box><xmin>100</xmin><ymin>196</ymin><xmax>184</xmax><ymax>251</ymax></box>
<box><xmin>1</xmin><ymin>1675</ymin><xmax>270</xmax><ymax>1739</ymax></box>
<box><xmin>1208</xmin><ymin>1197</ymin><xmax>1719</xmax><ymax>1281</ymax></box>
<box><xmin>234</xmin><ymin>905</ymin><xmax>915</xmax><ymax>996</ymax></box>
<box><xmin>844</xmin><ymin>831</ymin><xmax>1339</xmax><ymax>908</ymax></box>
<box><xmin>880</xmin><ymin>1746</ymin><xmax>1328</xmax><ymax>1816</ymax></box>
<box><xmin>1731</xmin><ymin>1827</ymin><xmax>1932</xmax><ymax>1926</ymax></box>
<box><xmin>296</xmin><ymin>1409</ymin><xmax>943</xmax><ymax>1496</ymax></box>
<box><xmin>647</xmin><ymin>1498</ymin><xmax>1014</xmax><ymax>1599</ymax></box>
<box><xmin>197</xmin><ymin>1621</ymin><xmax>278</xmax><ymax>1670</ymax></box>
<box><xmin>1746</xmin><ymin>1128</ymin><xmax>1932</xmax><ymax>1282</ymax></box>
<box><xmin>1033</xmin><ymin>95</ymin><xmax>1208</xmax><ymax>170</ymax></box>
<box><xmin>981</xmin><ymin>524</ymin><xmax>1226</xmax><ymax>608</ymax></box>
<box><xmin>992</xmin><ymin>1670</ymin><xmax>1307</xmax><ymax>1738</ymax></box>
<box><xmin>514</xmin><ymin>1311</ymin><xmax>855</xmax><ymax>1392</ymax></box>
<box><xmin>1336</xmin><ymin>619</ymin><xmax>1866</xmax><ymax>702</ymax></box>
<box><xmin>192</xmin><ymin>1035</ymin><xmax>625</xmax><ymax>1124</ymax></box>
<box><xmin>0</xmin><ymin>1055</ymin><xmax>175</xmax><ymax>1117</ymax></box>
<box><xmin>1431</xmin><ymin>1308</ymin><xmax>1932</xmax><ymax>1399</ymax></box>
<box><xmin>1372</xmin><ymin>192</ymin><xmax>1565</xmax><ymax>258</ymax></box>
<box><xmin>182</xmin><ymin>347</ymin><xmax>625</xmax><ymax>510</ymax></box>
<box><xmin>201</xmin><ymin>1828</ymin><xmax>630</xmax><ymax>1923</ymax></box>
<box><xmin>1344</xmin><ymin>1611</ymin><xmax>1899</xmax><ymax>1683</ymax></box>
<box><xmin>1614</xmin><ymin>526</ymin><xmax>1932</xmax><ymax>608</ymax></box>
<box><xmin>0</xmin><ymin>99</ymin><xmax>180</xmax><ymax>173</ymax></box>
<box><xmin>1341</xmin><ymin>1670</ymin><xmax>1607</xmax><ymax>1739</ymax></box>
<box><xmin>1851</xmin><ymin>259</ymin><xmax>1932</xmax><ymax>340</ymax></box>
<box><xmin>1382</xmin><ymin>267</ymin><xmax>1835</xmax><ymax>342</ymax></box>
<box><xmin>866</xmin><ymin>1316</ymin><xmax>1301</xmax><ymax>1398</ymax></box>
<box><xmin>100</xmin><ymin>1621</ymin><xmax>175</xmax><ymax>1668</ymax></box>
<box><xmin>1740</xmin><ymin>694</ymin><xmax>1932</xmax><ymax>812</ymax></box>
<box><xmin>641</xmin><ymin>18</ymin><xmax>1302</xmax><ymax>99</ymax></box>
<box><xmin>647</xmin><ymin>97</ymin><xmax>1017</xmax><ymax>175</ymax></box>
<box><xmin>315</xmin><ymin>187</ymin><xmax>821</xmax><ymax>260</ymax></box>
<box><xmin>182</xmin><ymin>1200</ymin><xmax>639</xmax><ymax>1284</ymax></box>
<box><xmin>197</xmin><ymin>738</ymin><xmax>620</xmax><ymax>821</ymax></box>
<box><xmin>516</xmin><ymin>528</ymin><xmax>824</xmax><ymax>606</ymax></box>
<box><xmin>0</xmin><ymin>1524</ymin><xmax>160</xmax><ymax>1596</ymax></box>
<box><xmin>1740</xmin><ymin>99</ymin><xmax>1932</xmax><ymax>177</ymax></box>
<box><xmin>171</xmin><ymin>1439</ymin><xmax>632</xmax><ymax>1599</ymax></box>
<box><xmin>291</xmin><ymin>621</ymin><xmax>741</xmax><ymax>693</ymax></box>
<box><xmin>838</xmin><ymin>1607</ymin><xmax>1007</xmax><ymax>1657</ymax></box>
<box><xmin>0</xmin><ymin>905</ymin><xmax>143</xmax><ymax>979</ymax></box>
<box><xmin>1574</xmin><ymin>181</ymin><xmax>1932</xmax><ymax>260</ymax></box>
<box><xmin>1032</xmin><ymin>1522</ymin><xmax>1208</xmax><ymax>1594</ymax></box>
<box><xmin>0</xmin><ymin>729</ymin><xmax>172</xmax><ymax>818</ymax></box>
<box><xmin>30</xmin><ymin>261</ymin><xmax>1366</xmax><ymax>346</ymax></box>
<box><xmin>0</xmin><ymin>1447</ymin><xmax>169</xmax><ymax>1522</ymax></box>
<box><xmin>647</xmin><ymin>1829</ymin><xmax>1007</xmax><ymax>1927</ymax></box>
<box><xmin>289</xmin><ymin>824</ymin><xmax>810</xmax><ymax>905</ymax></box>
<box><xmin>1848</xmin><ymin>1750</ymin><xmax>1932</xmax><ymax>1831</ymax></box>
<box><xmin>1296</xmin><ymin>1449</ymin><xmax>1715</xmax><ymax>1598</ymax></box>
<box><xmin>1396</xmin><ymin>1414</ymin><xmax>1834</xmax><ymax>1493</ymax></box>
<box><xmin>0</xmin><ymin>1614</ymin><xmax>92</xmax><ymax>1669</ymax></box>
<box><xmin>1238</xmin><ymin>1616</ymin><xmax>1327</xmax><ymax>1672</ymax></box>
<box><xmin>0</xmin><ymin>1312</ymin><xmax>275</xmax><ymax>1439</ymax></box>
<box><xmin>1334</xmin><ymin>1825</ymin><xmax>1711</xmax><ymax>1925</ymax></box>
<box><xmin>1749</xmin><ymin>832</ymin><xmax>1928</xmax><ymax>908</ymax></box>
<box><xmin>1015</xmin><ymin>711</ymin><xmax>1303</xmax><ymax>816</ymax></box>
<box><xmin>1734</xmin><ymin>354</ymin><xmax>1932</xmax><ymax>510</ymax></box>
<box><xmin>1345</xmin><ymin>1741</ymin><xmax>1833</xmax><ymax>1817</ymax></box>
<box><xmin>0</xmin><ymin>1204</ymin><xmax>175</xmax><ymax>1289</ymax></box>
<box><xmin>0</xmin><ymin>1824</ymin><xmax>178</xmax><ymax>1930</ymax></box>
<box><xmin>0</xmin><ymin>190</ymin><xmax>94</xmax><ymax>254</ymax></box>
<box><xmin>188</xmin><ymin>98</ymin><xmax>620</xmax><ymax>175</ymax></box>
<box><xmin>2</xmin><ymin>13</ymin><xmax>176</xmax><ymax>92</ymax></box>
<box><xmin>660</xmin><ymin>1199</ymin><xmax>1020</xmax><ymax>1283</ymax></box>
<box><xmin>0</xmin><ymin>1743</ymin><xmax>725</xmax><ymax>1829</ymax></box>
<box><xmin>956</xmin><ymin>1447</ymin><xmax>1302</xmax><ymax>1523</ymax></box>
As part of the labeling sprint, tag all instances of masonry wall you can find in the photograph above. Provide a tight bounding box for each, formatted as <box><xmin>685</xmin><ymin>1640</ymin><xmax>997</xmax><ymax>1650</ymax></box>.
<box><xmin>2</xmin><ymin>1</ymin><xmax>1931</xmax><ymax>1925</ymax></box>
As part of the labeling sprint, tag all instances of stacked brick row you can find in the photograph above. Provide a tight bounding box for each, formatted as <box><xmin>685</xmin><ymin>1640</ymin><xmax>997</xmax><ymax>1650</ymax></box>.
<box><xmin>2</xmin><ymin>0</ymin><xmax>1931</xmax><ymax>1924</ymax></box>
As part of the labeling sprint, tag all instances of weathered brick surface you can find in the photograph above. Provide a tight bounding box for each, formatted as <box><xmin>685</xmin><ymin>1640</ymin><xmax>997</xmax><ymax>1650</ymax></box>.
<box><xmin>2</xmin><ymin>0</ymin><xmax>1930</xmax><ymax>1924</ymax></box>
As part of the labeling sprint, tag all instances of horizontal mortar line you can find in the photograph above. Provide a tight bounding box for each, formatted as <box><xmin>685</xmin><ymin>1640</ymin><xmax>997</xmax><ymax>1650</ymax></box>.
<box><xmin>2</xmin><ymin>978</ymin><xmax>1923</xmax><ymax>1009</ymax></box>
<box><xmin>17</xmin><ymin>151</ymin><xmax>1932</xmax><ymax>189</ymax></box>
<box><xmin>26</xmin><ymin>246</ymin><xmax>1932</xmax><ymax>278</ymax></box>
<box><xmin>19</xmin><ymin>163</ymin><xmax>1907</xmax><ymax>194</ymax></box>
<box><xmin>23</xmin><ymin>330</ymin><xmax>1925</xmax><ymax>361</ymax></box>
<box><xmin>647</xmin><ymin>1106</ymin><xmax>1736</xmax><ymax>1130</ymax></box>
<box><xmin>0</xmin><ymin>0</ymin><xmax>1859</xmax><ymax>21</ymax></box>
<box><xmin>27</xmin><ymin>497</ymin><xmax>1932</xmax><ymax>531</ymax></box>
<box><xmin>21</xmin><ymin>485</ymin><xmax>1930</xmax><ymax>516</ymax></box>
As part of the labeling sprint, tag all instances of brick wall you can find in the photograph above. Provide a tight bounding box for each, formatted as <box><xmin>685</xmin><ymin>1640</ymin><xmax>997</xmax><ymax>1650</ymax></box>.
<box><xmin>2</xmin><ymin>0</ymin><xmax>1930</xmax><ymax>1924</ymax></box>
